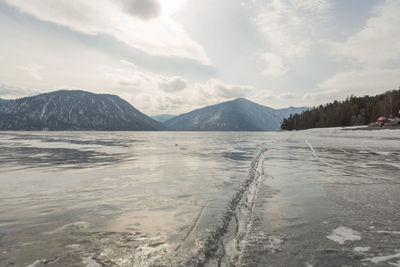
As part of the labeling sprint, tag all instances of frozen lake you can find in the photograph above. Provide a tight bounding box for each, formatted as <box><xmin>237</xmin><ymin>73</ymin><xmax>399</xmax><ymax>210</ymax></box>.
<box><xmin>0</xmin><ymin>129</ymin><xmax>400</xmax><ymax>266</ymax></box>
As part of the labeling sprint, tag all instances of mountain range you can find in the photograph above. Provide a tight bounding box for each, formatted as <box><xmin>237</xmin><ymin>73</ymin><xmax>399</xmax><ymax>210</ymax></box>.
<box><xmin>164</xmin><ymin>98</ymin><xmax>308</xmax><ymax>131</ymax></box>
<box><xmin>0</xmin><ymin>90</ymin><xmax>308</xmax><ymax>131</ymax></box>
<box><xmin>0</xmin><ymin>90</ymin><xmax>165</xmax><ymax>130</ymax></box>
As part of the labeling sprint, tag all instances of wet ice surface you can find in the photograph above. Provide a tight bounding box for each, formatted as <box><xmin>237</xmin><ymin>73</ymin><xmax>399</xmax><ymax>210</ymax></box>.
<box><xmin>0</xmin><ymin>129</ymin><xmax>400</xmax><ymax>266</ymax></box>
<box><xmin>0</xmin><ymin>131</ymin><xmax>262</xmax><ymax>266</ymax></box>
<box><xmin>240</xmin><ymin>128</ymin><xmax>400</xmax><ymax>267</ymax></box>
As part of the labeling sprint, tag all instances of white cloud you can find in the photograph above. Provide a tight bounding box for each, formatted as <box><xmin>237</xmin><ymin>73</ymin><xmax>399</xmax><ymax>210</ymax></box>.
<box><xmin>303</xmin><ymin>68</ymin><xmax>400</xmax><ymax>105</ymax></box>
<box><xmin>96</xmin><ymin>62</ymin><xmax>188</xmax><ymax>95</ymax></box>
<box><xmin>255</xmin><ymin>0</ymin><xmax>331</xmax><ymax>75</ymax></box>
<box><xmin>208</xmin><ymin>80</ymin><xmax>256</xmax><ymax>99</ymax></box>
<box><xmin>0</xmin><ymin>84</ymin><xmax>38</xmax><ymax>99</ymax></box>
<box><xmin>319</xmin><ymin>68</ymin><xmax>400</xmax><ymax>93</ymax></box>
<box><xmin>291</xmin><ymin>0</ymin><xmax>332</xmax><ymax>13</ymax></box>
<box><xmin>261</xmin><ymin>52</ymin><xmax>287</xmax><ymax>76</ymax></box>
<box><xmin>328</xmin><ymin>0</ymin><xmax>400</xmax><ymax>66</ymax></box>
<box><xmin>4</xmin><ymin>0</ymin><xmax>210</xmax><ymax>64</ymax></box>
<box><xmin>17</xmin><ymin>64</ymin><xmax>43</xmax><ymax>81</ymax></box>
<box><xmin>279</xmin><ymin>92</ymin><xmax>297</xmax><ymax>99</ymax></box>
<box><xmin>159</xmin><ymin>76</ymin><xmax>187</xmax><ymax>92</ymax></box>
<box><xmin>303</xmin><ymin>88</ymin><xmax>344</xmax><ymax>104</ymax></box>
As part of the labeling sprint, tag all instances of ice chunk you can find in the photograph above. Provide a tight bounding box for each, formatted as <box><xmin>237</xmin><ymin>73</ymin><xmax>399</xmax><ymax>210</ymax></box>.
<box><xmin>83</xmin><ymin>255</ymin><xmax>101</xmax><ymax>267</ymax></box>
<box><xmin>327</xmin><ymin>226</ymin><xmax>361</xmax><ymax>244</ymax></box>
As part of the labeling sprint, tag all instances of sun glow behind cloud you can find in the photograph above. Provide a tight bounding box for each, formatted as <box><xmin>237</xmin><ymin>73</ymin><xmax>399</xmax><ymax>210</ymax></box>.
<box><xmin>4</xmin><ymin>0</ymin><xmax>210</xmax><ymax>65</ymax></box>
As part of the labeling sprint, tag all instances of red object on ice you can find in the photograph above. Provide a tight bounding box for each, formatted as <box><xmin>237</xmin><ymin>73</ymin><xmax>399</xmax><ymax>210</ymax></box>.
<box><xmin>377</xmin><ymin>116</ymin><xmax>387</xmax><ymax>122</ymax></box>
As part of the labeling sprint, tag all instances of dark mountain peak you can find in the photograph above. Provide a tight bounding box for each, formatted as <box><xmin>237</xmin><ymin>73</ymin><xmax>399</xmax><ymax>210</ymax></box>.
<box><xmin>231</xmin><ymin>97</ymin><xmax>249</xmax><ymax>103</ymax></box>
<box><xmin>0</xmin><ymin>90</ymin><xmax>164</xmax><ymax>131</ymax></box>
<box><xmin>230</xmin><ymin>98</ymin><xmax>273</xmax><ymax>110</ymax></box>
<box><xmin>35</xmin><ymin>89</ymin><xmax>118</xmax><ymax>100</ymax></box>
<box><xmin>223</xmin><ymin>98</ymin><xmax>256</xmax><ymax>106</ymax></box>
<box><xmin>51</xmin><ymin>89</ymin><xmax>87</xmax><ymax>94</ymax></box>
<box><xmin>165</xmin><ymin>98</ymin><xmax>306</xmax><ymax>131</ymax></box>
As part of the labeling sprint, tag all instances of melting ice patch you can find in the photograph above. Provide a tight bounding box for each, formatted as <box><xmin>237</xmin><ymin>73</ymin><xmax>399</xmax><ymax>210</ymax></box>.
<box><xmin>353</xmin><ymin>246</ymin><xmax>370</xmax><ymax>253</ymax></box>
<box><xmin>44</xmin><ymin>221</ymin><xmax>90</xmax><ymax>234</ymax></box>
<box><xmin>375</xmin><ymin>230</ymin><xmax>400</xmax><ymax>235</ymax></box>
<box><xmin>265</xmin><ymin>235</ymin><xmax>283</xmax><ymax>254</ymax></box>
<box><xmin>363</xmin><ymin>253</ymin><xmax>400</xmax><ymax>264</ymax></box>
<box><xmin>83</xmin><ymin>255</ymin><xmax>101</xmax><ymax>267</ymax></box>
<box><xmin>25</xmin><ymin>257</ymin><xmax>59</xmax><ymax>266</ymax></box>
<box><xmin>65</xmin><ymin>244</ymin><xmax>81</xmax><ymax>250</ymax></box>
<box><xmin>25</xmin><ymin>260</ymin><xmax>42</xmax><ymax>267</ymax></box>
<box><xmin>327</xmin><ymin>226</ymin><xmax>361</xmax><ymax>244</ymax></box>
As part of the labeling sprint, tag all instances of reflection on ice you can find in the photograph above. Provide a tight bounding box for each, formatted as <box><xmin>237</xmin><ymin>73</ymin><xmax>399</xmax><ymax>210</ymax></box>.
<box><xmin>0</xmin><ymin>131</ymin><xmax>266</xmax><ymax>266</ymax></box>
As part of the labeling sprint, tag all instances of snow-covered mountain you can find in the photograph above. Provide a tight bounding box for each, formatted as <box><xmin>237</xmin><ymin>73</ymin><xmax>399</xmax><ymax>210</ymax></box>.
<box><xmin>0</xmin><ymin>90</ymin><xmax>165</xmax><ymax>130</ymax></box>
<box><xmin>164</xmin><ymin>98</ymin><xmax>308</xmax><ymax>131</ymax></box>
<box><xmin>151</xmin><ymin>114</ymin><xmax>176</xmax><ymax>123</ymax></box>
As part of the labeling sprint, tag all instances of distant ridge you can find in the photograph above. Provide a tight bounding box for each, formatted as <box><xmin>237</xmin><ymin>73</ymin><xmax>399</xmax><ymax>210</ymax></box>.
<box><xmin>0</xmin><ymin>90</ymin><xmax>165</xmax><ymax>131</ymax></box>
<box><xmin>165</xmin><ymin>98</ymin><xmax>308</xmax><ymax>131</ymax></box>
<box><xmin>151</xmin><ymin>114</ymin><xmax>176</xmax><ymax>123</ymax></box>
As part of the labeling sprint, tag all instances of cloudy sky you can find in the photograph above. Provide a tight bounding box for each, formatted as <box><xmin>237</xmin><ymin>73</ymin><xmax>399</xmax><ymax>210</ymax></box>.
<box><xmin>0</xmin><ymin>0</ymin><xmax>399</xmax><ymax>115</ymax></box>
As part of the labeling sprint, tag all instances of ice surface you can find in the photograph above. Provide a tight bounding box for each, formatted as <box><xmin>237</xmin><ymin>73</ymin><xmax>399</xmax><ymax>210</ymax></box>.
<box><xmin>390</xmin><ymin>260</ymin><xmax>400</xmax><ymax>267</ymax></box>
<box><xmin>1</xmin><ymin>128</ymin><xmax>400</xmax><ymax>266</ymax></box>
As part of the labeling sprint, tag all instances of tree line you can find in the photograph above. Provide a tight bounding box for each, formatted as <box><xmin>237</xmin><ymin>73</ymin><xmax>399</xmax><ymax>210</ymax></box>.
<box><xmin>281</xmin><ymin>89</ymin><xmax>400</xmax><ymax>131</ymax></box>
